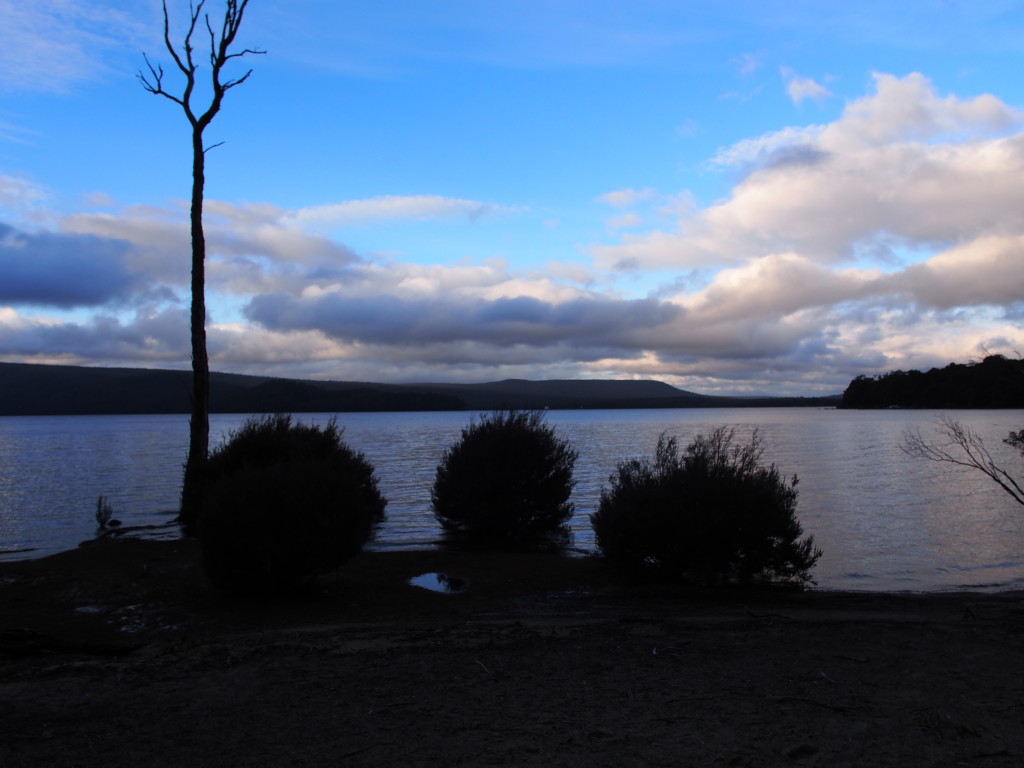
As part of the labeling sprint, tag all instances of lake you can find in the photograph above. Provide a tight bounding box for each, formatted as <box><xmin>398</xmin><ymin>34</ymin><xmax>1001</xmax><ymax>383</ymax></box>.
<box><xmin>1</xmin><ymin>407</ymin><xmax>1022</xmax><ymax>593</ymax></box>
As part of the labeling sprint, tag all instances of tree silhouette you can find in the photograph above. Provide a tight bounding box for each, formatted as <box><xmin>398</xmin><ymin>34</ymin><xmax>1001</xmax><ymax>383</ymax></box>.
<box><xmin>138</xmin><ymin>0</ymin><xmax>263</xmax><ymax>532</ymax></box>
<box><xmin>840</xmin><ymin>355</ymin><xmax>1024</xmax><ymax>409</ymax></box>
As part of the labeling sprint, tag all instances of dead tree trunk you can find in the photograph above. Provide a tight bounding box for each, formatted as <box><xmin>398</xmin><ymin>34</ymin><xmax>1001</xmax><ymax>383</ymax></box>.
<box><xmin>139</xmin><ymin>0</ymin><xmax>263</xmax><ymax>533</ymax></box>
<box><xmin>183</xmin><ymin>128</ymin><xmax>211</xmax><ymax>526</ymax></box>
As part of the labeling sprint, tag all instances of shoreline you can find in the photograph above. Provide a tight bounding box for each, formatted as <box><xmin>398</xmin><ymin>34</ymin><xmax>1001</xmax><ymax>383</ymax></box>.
<box><xmin>2</xmin><ymin>538</ymin><xmax>1023</xmax><ymax>766</ymax></box>
<box><xmin>6</xmin><ymin>528</ymin><xmax>1024</xmax><ymax>595</ymax></box>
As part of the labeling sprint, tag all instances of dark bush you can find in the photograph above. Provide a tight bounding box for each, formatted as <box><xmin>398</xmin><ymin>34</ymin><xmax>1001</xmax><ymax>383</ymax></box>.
<box><xmin>431</xmin><ymin>410</ymin><xmax>578</xmax><ymax>546</ymax></box>
<box><xmin>590</xmin><ymin>427</ymin><xmax>821</xmax><ymax>586</ymax></box>
<box><xmin>198</xmin><ymin>414</ymin><xmax>386</xmax><ymax>592</ymax></box>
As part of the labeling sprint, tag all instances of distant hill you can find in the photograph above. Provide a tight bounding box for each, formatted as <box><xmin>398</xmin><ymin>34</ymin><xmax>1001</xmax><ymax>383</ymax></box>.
<box><xmin>0</xmin><ymin>362</ymin><xmax>839</xmax><ymax>416</ymax></box>
<box><xmin>839</xmin><ymin>355</ymin><xmax>1024</xmax><ymax>409</ymax></box>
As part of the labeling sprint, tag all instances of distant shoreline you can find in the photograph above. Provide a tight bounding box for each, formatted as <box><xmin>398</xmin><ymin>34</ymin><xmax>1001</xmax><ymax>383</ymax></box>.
<box><xmin>0</xmin><ymin>360</ymin><xmax>841</xmax><ymax>416</ymax></box>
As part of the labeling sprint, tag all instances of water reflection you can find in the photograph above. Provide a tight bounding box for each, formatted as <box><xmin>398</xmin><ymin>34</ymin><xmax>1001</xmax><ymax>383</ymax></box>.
<box><xmin>409</xmin><ymin>572</ymin><xmax>467</xmax><ymax>593</ymax></box>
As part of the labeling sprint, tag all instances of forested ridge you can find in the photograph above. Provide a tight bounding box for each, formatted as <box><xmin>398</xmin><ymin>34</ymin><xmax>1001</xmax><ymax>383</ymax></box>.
<box><xmin>840</xmin><ymin>355</ymin><xmax>1024</xmax><ymax>409</ymax></box>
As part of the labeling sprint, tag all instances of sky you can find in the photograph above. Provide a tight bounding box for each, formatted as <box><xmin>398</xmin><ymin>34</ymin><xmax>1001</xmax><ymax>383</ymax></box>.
<box><xmin>2</xmin><ymin>1</ymin><xmax>1024</xmax><ymax>396</ymax></box>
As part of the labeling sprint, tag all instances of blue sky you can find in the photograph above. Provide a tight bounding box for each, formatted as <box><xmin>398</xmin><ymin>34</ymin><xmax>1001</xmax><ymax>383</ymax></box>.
<box><xmin>2</xmin><ymin>0</ymin><xmax>1023</xmax><ymax>396</ymax></box>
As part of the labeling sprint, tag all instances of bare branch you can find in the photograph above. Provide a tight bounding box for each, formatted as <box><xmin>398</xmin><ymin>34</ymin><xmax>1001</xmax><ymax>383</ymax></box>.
<box><xmin>901</xmin><ymin>416</ymin><xmax>1024</xmax><ymax>506</ymax></box>
<box><xmin>137</xmin><ymin>53</ymin><xmax>164</xmax><ymax>93</ymax></box>
<box><xmin>140</xmin><ymin>0</ymin><xmax>262</xmax><ymax>136</ymax></box>
<box><xmin>137</xmin><ymin>52</ymin><xmax>188</xmax><ymax>112</ymax></box>
<box><xmin>163</xmin><ymin>0</ymin><xmax>199</xmax><ymax>79</ymax></box>
<box><xmin>225</xmin><ymin>47</ymin><xmax>263</xmax><ymax>61</ymax></box>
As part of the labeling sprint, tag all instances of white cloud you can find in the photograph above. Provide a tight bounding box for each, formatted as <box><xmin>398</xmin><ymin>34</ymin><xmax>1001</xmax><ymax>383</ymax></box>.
<box><xmin>677</xmin><ymin>119</ymin><xmax>699</xmax><ymax>138</ymax></box>
<box><xmin>287</xmin><ymin>195</ymin><xmax>509</xmax><ymax>227</ymax></box>
<box><xmin>825</xmin><ymin>72</ymin><xmax>1020</xmax><ymax>149</ymax></box>
<box><xmin>62</xmin><ymin>200</ymin><xmax>363</xmax><ymax>289</ymax></box>
<box><xmin>0</xmin><ymin>118</ymin><xmax>39</xmax><ymax>145</ymax></box>
<box><xmin>597</xmin><ymin>188</ymin><xmax>659</xmax><ymax>208</ymax></box>
<box><xmin>719</xmin><ymin>85</ymin><xmax>764</xmax><ymax>104</ymax></box>
<box><xmin>888</xmin><ymin>235</ymin><xmax>1024</xmax><ymax>310</ymax></box>
<box><xmin>207</xmin><ymin>323</ymin><xmax>349</xmax><ymax>370</ymax></box>
<box><xmin>0</xmin><ymin>1</ymin><xmax>152</xmax><ymax>93</ymax></box>
<box><xmin>606</xmin><ymin>213</ymin><xmax>643</xmax><ymax>232</ymax></box>
<box><xmin>0</xmin><ymin>174</ymin><xmax>50</xmax><ymax>210</ymax></box>
<box><xmin>782</xmin><ymin>67</ymin><xmax>833</xmax><ymax>105</ymax></box>
<box><xmin>707</xmin><ymin>126</ymin><xmax>824</xmax><ymax>171</ymax></box>
<box><xmin>676</xmin><ymin>253</ymin><xmax>873</xmax><ymax>322</ymax></box>
<box><xmin>597</xmin><ymin>73</ymin><xmax>1024</xmax><ymax>271</ymax></box>
<box><xmin>732</xmin><ymin>52</ymin><xmax>763</xmax><ymax>76</ymax></box>
<box><xmin>0</xmin><ymin>305</ymin><xmax>189</xmax><ymax>366</ymax></box>
<box><xmin>577</xmin><ymin>73</ymin><xmax>1024</xmax><ymax>388</ymax></box>
<box><xmin>544</xmin><ymin>260</ymin><xmax>595</xmax><ymax>286</ymax></box>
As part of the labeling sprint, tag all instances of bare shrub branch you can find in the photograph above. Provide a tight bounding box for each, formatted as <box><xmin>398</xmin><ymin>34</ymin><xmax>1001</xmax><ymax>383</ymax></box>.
<box><xmin>901</xmin><ymin>416</ymin><xmax>1024</xmax><ymax>507</ymax></box>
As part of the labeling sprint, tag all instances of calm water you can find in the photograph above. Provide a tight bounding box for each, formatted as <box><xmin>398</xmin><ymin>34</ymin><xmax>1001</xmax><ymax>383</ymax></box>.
<box><xmin>1</xmin><ymin>408</ymin><xmax>1022</xmax><ymax>593</ymax></box>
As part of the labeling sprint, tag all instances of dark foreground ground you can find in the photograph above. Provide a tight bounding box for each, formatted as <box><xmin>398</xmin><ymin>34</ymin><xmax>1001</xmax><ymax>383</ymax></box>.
<box><xmin>1</xmin><ymin>538</ymin><xmax>1022</xmax><ymax>767</ymax></box>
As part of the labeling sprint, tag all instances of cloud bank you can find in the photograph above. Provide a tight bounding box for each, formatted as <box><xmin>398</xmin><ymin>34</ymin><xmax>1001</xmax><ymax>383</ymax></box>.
<box><xmin>1</xmin><ymin>73</ymin><xmax>1022</xmax><ymax>395</ymax></box>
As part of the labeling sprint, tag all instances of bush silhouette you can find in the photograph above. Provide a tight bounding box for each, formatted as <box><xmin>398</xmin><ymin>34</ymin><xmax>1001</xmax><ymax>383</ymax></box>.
<box><xmin>198</xmin><ymin>414</ymin><xmax>386</xmax><ymax>592</ymax></box>
<box><xmin>591</xmin><ymin>427</ymin><xmax>821</xmax><ymax>585</ymax></box>
<box><xmin>431</xmin><ymin>410</ymin><xmax>578</xmax><ymax>546</ymax></box>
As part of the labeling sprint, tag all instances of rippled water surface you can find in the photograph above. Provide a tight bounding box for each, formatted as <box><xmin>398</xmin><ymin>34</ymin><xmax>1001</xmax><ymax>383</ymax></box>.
<box><xmin>1</xmin><ymin>408</ymin><xmax>1022</xmax><ymax>592</ymax></box>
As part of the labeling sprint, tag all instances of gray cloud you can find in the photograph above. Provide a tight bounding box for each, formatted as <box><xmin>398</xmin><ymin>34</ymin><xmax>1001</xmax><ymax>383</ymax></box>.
<box><xmin>0</xmin><ymin>223</ymin><xmax>145</xmax><ymax>307</ymax></box>
<box><xmin>0</xmin><ymin>307</ymin><xmax>188</xmax><ymax>364</ymax></box>
<box><xmin>245</xmin><ymin>291</ymin><xmax>682</xmax><ymax>351</ymax></box>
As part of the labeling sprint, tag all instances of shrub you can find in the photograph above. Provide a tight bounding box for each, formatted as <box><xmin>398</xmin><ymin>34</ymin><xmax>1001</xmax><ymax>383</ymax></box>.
<box><xmin>198</xmin><ymin>414</ymin><xmax>386</xmax><ymax>592</ymax></box>
<box><xmin>590</xmin><ymin>427</ymin><xmax>821</xmax><ymax>586</ymax></box>
<box><xmin>431</xmin><ymin>410</ymin><xmax>579</xmax><ymax>546</ymax></box>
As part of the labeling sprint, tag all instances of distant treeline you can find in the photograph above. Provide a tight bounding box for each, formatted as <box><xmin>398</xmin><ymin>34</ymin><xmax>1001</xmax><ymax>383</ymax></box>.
<box><xmin>839</xmin><ymin>355</ymin><xmax>1024</xmax><ymax>409</ymax></box>
<box><xmin>0</xmin><ymin>362</ymin><xmax>839</xmax><ymax>416</ymax></box>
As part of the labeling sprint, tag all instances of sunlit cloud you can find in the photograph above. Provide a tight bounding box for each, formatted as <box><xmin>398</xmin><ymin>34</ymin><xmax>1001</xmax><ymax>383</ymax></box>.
<box><xmin>888</xmin><ymin>235</ymin><xmax>1024</xmax><ymax>310</ymax></box>
<box><xmin>596</xmin><ymin>73</ymin><xmax>1024</xmax><ymax>271</ymax></box>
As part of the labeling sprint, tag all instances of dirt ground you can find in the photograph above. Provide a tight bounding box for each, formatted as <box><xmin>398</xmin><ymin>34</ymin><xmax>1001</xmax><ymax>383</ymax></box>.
<box><xmin>1</xmin><ymin>537</ymin><xmax>1023</xmax><ymax>767</ymax></box>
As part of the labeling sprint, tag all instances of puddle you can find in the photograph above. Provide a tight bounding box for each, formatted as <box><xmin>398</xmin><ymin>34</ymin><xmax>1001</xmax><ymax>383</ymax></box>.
<box><xmin>409</xmin><ymin>572</ymin><xmax>467</xmax><ymax>594</ymax></box>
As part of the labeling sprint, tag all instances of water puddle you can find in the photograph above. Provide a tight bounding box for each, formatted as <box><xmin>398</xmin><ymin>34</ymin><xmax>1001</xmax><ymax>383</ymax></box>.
<box><xmin>409</xmin><ymin>572</ymin><xmax>467</xmax><ymax>594</ymax></box>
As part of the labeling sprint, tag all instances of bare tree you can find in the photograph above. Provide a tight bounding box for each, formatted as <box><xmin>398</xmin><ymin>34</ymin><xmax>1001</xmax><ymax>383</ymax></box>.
<box><xmin>139</xmin><ymin>0</ymin><xmax>263</xmax><ymax>531</ymax></box>
<box><xmin>901</xmin><ymin>416</ymin><xmax>1024</xmax><ymax>507</ymax></box>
